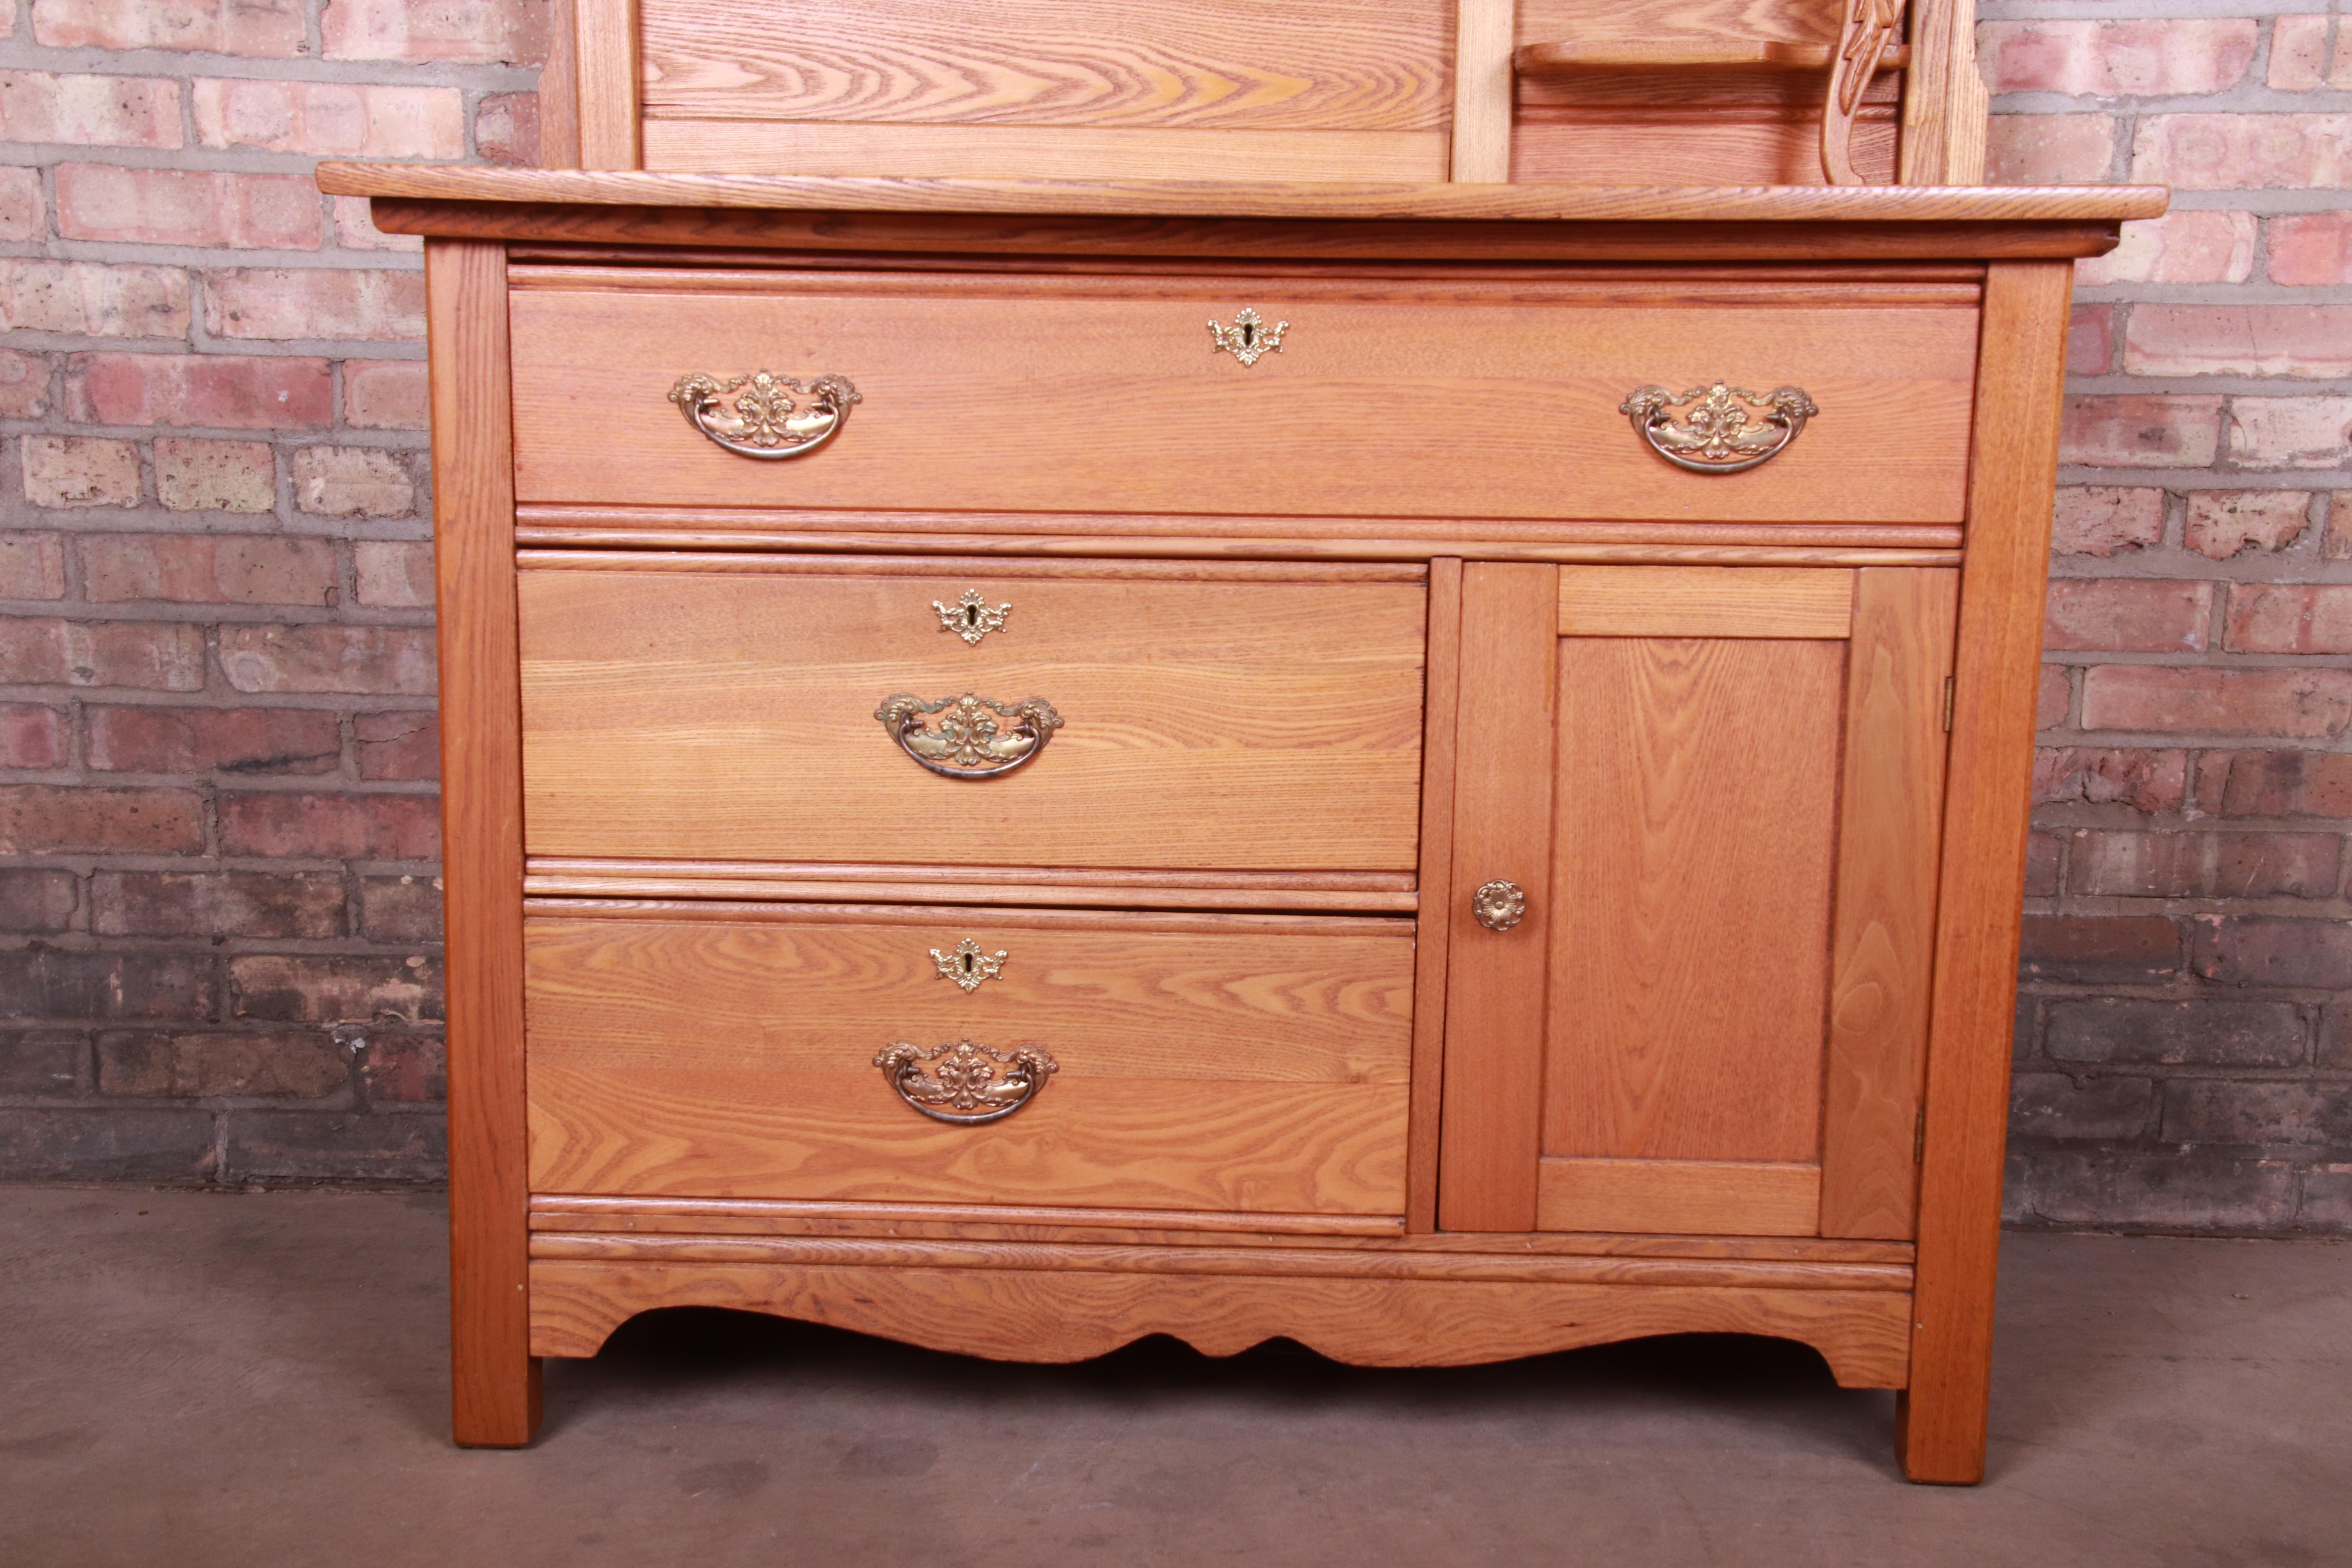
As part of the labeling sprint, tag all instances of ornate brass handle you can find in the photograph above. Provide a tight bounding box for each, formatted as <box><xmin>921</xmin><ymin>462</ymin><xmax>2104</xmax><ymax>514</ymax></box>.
<box><xmin>1621</xmin><ymin>382</ymin><xmax>1818</xmax><ymax>474</ymax></box>
<box><xmin>875</xmin><ymin>692</ymin><xmax>1063</xmax><ymax>780</ymax></box>
<box><xmin>875</xmin><ymin>1039</ymin><xmax>1058</xmax><ymax>1125</ymax></box>
<box><xmin>1473</xmin><ymin>879</ymin><xmax>1527</xmax><ymax>932</ymax></box>
<box><xmin>668</xmin><ymin>370</ymin><xmax>860</xmax><ymax>459</ymax></box>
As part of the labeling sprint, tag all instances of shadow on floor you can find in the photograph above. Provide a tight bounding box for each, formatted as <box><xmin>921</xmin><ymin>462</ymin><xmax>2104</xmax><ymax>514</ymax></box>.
<box><xmin>554</xmin><ymin>1306</ymin><xmax>1902</xmax><ymax>1472</ymax></box>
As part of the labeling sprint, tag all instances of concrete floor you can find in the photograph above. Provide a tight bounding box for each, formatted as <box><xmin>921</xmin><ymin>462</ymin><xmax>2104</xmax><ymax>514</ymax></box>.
<box><xmin>0</xmin><ymin>1189</ymin><xmax>2344</xmax><ymax>1568</ymax></box>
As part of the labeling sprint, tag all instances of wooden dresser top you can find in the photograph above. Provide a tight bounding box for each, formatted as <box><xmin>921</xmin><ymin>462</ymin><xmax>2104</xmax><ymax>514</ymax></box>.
<box><xmin>317</xmin><ymin>166</ymin><xmax>2166</xmax><ymax>261</ymax></box>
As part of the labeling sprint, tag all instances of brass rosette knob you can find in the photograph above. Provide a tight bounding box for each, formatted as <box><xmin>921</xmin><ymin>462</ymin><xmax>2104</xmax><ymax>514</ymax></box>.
<box><xmin>1621</xmin><ymin>381</ymin><xmax>1818</xmax><ymax>474</ymax></box>
<box><xmin>668</xmin><ymin>370</ymin><xmax>860</xmax><ymax>458</ymax></box>
<box><xmin>874</xmin><ymin>1039</ymin><xmax>1058</xmax><ymax>1125</ymax></box>
<box><xmin>875</xmin><ymin>692</ymin><xmax>1062</xmax><ymax>780</ymax></box>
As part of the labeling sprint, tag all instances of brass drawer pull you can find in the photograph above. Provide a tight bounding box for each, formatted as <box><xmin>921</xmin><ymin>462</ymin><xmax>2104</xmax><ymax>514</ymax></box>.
<box><xmin>875</xmin><ymin>1038</ymin><xmax>1058</xmax><ymax>1125</ymax></box>
<box><xmin>1473</xmin><ymin>879</ymin><xmax>1527</xmax><ymax>931</ymax></box>
<box><xmin>667</xmin><ymin>370</ymin><xmax>860</xmax><ymax>459</ymax></box>
<box><xmin>875</xmin><ymin>692</ymin><xmax>1063</xmax><ymax>780</ymax></box>
<box><xmin>1621</xmin><ymin>381</ymin><xmax>1818</xmax><ymax>474</ymax></box>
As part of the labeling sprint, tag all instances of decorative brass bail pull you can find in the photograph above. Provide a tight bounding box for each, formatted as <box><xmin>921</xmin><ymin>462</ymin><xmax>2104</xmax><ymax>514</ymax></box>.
<box><xmin>875</xmin><ymin>692</ymin><xmax>1063</xmax><ymax>779</ymax></box>
<box><xmin>668</xmin><ymin>370</ymin><xmax>860</xmax><ymax>458</ymax></box>
<box><xmin>1621</xmin><ymin>382</ymin><xmax>1818</xmax><ymax>474</ymax></box>
<box><xmin>874</xmin><ymin>1039</ymin><xmax>1058</xmax><ymax>1125</ymax></box>
<box><xmin>1472</xmin><ymin>880</ymin><xmax>1527</xmax><ymax>932</ymax></box>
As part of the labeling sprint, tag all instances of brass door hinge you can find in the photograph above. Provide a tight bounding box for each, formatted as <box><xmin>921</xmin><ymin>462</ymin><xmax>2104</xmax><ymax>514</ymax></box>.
<box><xmin>1942</xmin><ymin>675</ymin><xmax>1955</xmax><ymax>732</ymax></box>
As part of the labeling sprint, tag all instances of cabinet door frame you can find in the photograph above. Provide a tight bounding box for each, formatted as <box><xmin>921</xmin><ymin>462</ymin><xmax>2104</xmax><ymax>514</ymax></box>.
<box><xmin>1434</xmin><ymin>561</ymin><xmax>1957</xmax><ymax>1239</ymax></box>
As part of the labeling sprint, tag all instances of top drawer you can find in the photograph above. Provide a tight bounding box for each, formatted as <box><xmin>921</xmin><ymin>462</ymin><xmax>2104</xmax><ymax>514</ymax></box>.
<box><xmin>507</xmin><ymin>269</ymin><xmax>1981</xmax><ymax>524</ymax></box>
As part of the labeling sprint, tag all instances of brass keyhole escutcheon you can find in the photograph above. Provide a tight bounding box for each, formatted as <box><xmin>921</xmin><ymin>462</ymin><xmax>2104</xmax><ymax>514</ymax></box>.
<box><xmin>936</xmin><ymin>590</ymin><xmax>1010</xmax><ymax>646</ymax></box>
<box><xmin>932</xmin><ymin>938</ymin><xmax>1008</xmax><ymax>993</ymax></box>
<box><xmin>1209</xmin><ymin>307</ymin><xmax>1288</xmax><ymax>367</ymax></box>
<box><xmin>1472</xmin><ymin>880</ymin><xmax>1527</xmax><ymax>932</ymax></box>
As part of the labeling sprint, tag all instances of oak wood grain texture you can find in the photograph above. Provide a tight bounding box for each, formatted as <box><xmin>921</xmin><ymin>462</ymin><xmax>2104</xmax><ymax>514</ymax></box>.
<box><xmin>506</xmin><ymin>276</ymin><xmax>1980</xmax><ymax>521</ymax></box>
<box><xmin>1820</xmin><ymin>567</ymin><xmax>1958</xmax><ymax>1240</ymax></box>
<box><xmin>1512</xmin><ymin>111</ymin><xmax>1895</xmax><ymax>188</ymax></box>
<box><xmin>524</xmin><ymin>859</ymin><xmax>1419</xmax><ymax>913</ymax></box>
<box><xmin>524</xmin><ymin>907</ymin><xmax>1412</xmax><ymax>1213</ymax></box>
<box><xmin>1516</xmin><ymin>0</ymin><xmax>1846</xmax><ymax>49</ymax></box>
<box><xmin>1517</xmin><ymin>42</ymin><xmax>1907</xmax><ymax>71</ymax></box>
<box><xmin>1899</xmin><ymin>0</ymin><xmax>1988</xmax><ymax>186</ymax></box>
<box><xmin>517</xmin><ymin>527</ymin><xmax>1963</xmax><ymax>568</ymax></box>
<box><xmin>527</xmin><ymin>1194</ymin><xmax>1918</xmax><ymax>1264</ymax></box>
<box><xmin>528</xmin><ymin>1259</ymin><xmax>1914</xmax><ymax>1386</ymax></box>
<box><xmin>638</xmin><ymin>0</ymin><xmax>1450</xmax><ymax>128</ymax></box>
<box><xmin>1450</xmin><ymin>0</ymin><xmax>1514</xmax><ymax>181</ymax></box>
<box><xmin>514</xmin><ymin>501</ymin><xmax>1966</xmax><ymax>556</ymax></box>
<box><xmin>515</xmin><ymin>548</ymin><xmax>1426</xmax><ymax>581</ymax></box>
<box><xmin>540</xmin><ymin>0</ymin><xmax>581</xmax><ymax>169</ymax></box>
<box><xmin>521</xmin><ymin>898</ymin><xmax>1410</xmax><ymax>936</ymax></box>
<box><xmin>528</xmin><ymin>1232</ymin><xmax>1907</xmax><ymax>1293</ymax></box>
<box><xmin>535</xmin><ymin>1196</ymin><xmax>1410</xmax><ymax>1239</ymax></box>
<box><xmin>573</xmin><ymin>0</ymin><xmax>640</xmax><ymax>169</ymax></box>
<box><xmin>1898</xmin><ymin>260</ymin><xmax>2074</xmax><ymax>1486</ymax></box>
<box><xmin>315</xmin><ymin>164</ymin><xmax>2168</xmax><ymax>227</ymax></box>
<box><xmin>511</xmin><ymin>263</ymin><xmax>1981</xmax><ymax>306</ymax></box>
<box><xmin>1544</xmin><ymin>635</ymin><xmax>1845</xmax><ymax>1166</ymax></box>
<box><xmin>1407</xmin><ymin>558</ymin><xmax>1462</xmax><ymax>1233</ymax></box>
<box><xmin>427</xmin><ymin>239</ymin><xmax>540</xmax><ymax>1448</ymax></box>
<box><xmin>1535</xmin><ymin>1157</ymin><xmax>1822</xmax><ymax>1236</ymax></box>
<box><xmin>517</xmin><ymin>563</ymin><xmax>1425</xmax><ymax>869</ymax></box>
<box><xmin>645</xmin><ymin>122</ymin><xmax>1451</xmax><ymax>180</ymax></box>
<box><xmin>1557</xmin><ymin>564</ymin><xmax>1854</xmax><ymax>638</ymax></box>
<box><xmin>359</xmin><ymin>201</ymin><xmax>2138</xmax><ymax>264</ymax></box>
<box><xmin>1436</xmin><ymin>564</ymin><xmax>1557</xmax><ymax>1231</ymax></box>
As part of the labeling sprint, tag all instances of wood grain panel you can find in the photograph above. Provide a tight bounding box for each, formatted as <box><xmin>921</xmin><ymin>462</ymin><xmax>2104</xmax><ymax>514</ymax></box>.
<box><xmin>1452</xmin><ymin>0</ymin><xmax>1515</xmax><ymax>180</ymax></box>
<box><xmin>1408</xmin><ymin>559</ymin><xmax>1462</xmax><ymax>1232</ymax></box>
<box><xmin>427</xmin><ymin>239</ymin><xmax>540</xmax><ymax>1447</ymax></box>
<box><xmin>1899</xmin><ymin>260</ymin><xmax>2074</xmax><ymax>1486</ymax></box>
<box><xmin>518</xmin><ymin>564</ymin><xmax>1425</xmax><ymax>869</ymax></box>
<box><xmin>321</xmin><ymin>163</ymin><xmax>2167</xmax><ymax>228</ymax></box>
<box><xmin>1436</xmin><ymin>564</ymin><xmax>1557</xmax><ymax>1231</ymax></box>
<box><xmin>1544</xmin><ymin>636</ymin><xmax>1846</xmax><ymax>1165</ymax></box>
<box><xmin>524</xmin><ymin>858</ymin><xmax>1418</xmax><ymax>913</ymax></box>
<box><xmin>529</xmin><ymin>1193</ymin><xmax>1919</xmax><ymax>1265</ymax></box>
<box><xmin>1900</xmin><ymin>0</ymin><xmax>1989</xmax><ymax>186</ymax></box>
<box><xmin>1820</xmin><ymin>568</ymin><xmax>1958</xmax><ymax>1240</ymax></box>
<box><xmin>505</xmin><ymin>277</ymin><xmax>1981</xmax><ymax>522</ymax></box>
<box><xmin>530</xmin><ymin>1259</ymin><xmax>1915</xmax><ymax>1387</ymax></box>
<box><xmin>529</xmin><ymin>1232</ymin><xmax>1903</xmax><ymax>1292</ymax></box>
<box><xmin>1513</xmin><ymin>112</ymin><xmax>1896</xmax><ymax>188</ymax></box>
<box><xmin>518</xmin><ymin>528</ymin><xmax>1962</xmax><ymax>568</ymax></box>
<box><xmin>1537</xmin><ymin>1157</ymin><xmax>1822</xmax><ymax>1236</ymax></box>
<box><xmin>637</xmin><ymin>0</ymin><xmax>1451</xmax><ymax>129</ymax></box>
<box><xmin>525</xmin><ymin>909</ymin><xmax>1412</xmax><ymax>1214</ymax></box>
<box><xmin>1558</xmin><ymin>565</ymin><xmax>1854</xmax><ymax>638</ymax></box>
<box><xmin>1517</xmin><ymin>0</ymin><xmax>1846</xmax><ymax>47</ymax></box>
<box><xmin>573</xmin><ymin>0</ymin><xmax>639</xmax><ymax>169</ymax></box>
<box><xmin>644</xmin><ymin>122</ymin><xmax>1450</xmax><ymax>180</ymax></box>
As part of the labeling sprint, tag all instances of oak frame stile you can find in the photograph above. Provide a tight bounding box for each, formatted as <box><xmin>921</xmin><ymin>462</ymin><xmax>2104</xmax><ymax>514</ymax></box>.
<box><xmin>365</xmin><ymin>0</ymin><xmax>2156</xmax><ymax>1484</ymax></box>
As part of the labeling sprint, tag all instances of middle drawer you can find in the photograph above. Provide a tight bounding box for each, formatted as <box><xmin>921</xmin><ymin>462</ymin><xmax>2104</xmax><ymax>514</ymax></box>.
<box><xmin>518</xmin><ymin>555</ymin><xmax>1428</xmax><ymax>871</ymax></box>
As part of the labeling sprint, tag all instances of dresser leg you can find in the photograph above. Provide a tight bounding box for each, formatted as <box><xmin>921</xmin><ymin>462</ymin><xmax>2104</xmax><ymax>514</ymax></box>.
<box><xmin>454</xmin><ymin>1348</ymin><xmax>543</xmax><ymax>1448</ymax></box>
<box><xmin>1893</xmin><ymin>1381</ymin><xmax>1987</xmax><ymax>1485</ymax></box>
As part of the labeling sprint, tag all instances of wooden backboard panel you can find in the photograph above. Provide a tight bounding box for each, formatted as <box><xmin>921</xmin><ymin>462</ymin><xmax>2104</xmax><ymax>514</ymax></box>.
<box><xmin>632</xmin><ymin>0</ymin><xmax>1454</xmax><ymax>178</ymax></box>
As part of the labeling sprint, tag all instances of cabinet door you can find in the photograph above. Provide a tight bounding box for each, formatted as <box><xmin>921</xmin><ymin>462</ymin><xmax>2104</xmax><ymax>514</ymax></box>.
<box><xmin>1437</xmin><ymin>563</ymin><xmax>1958</xmax><ymax>1240</ymax></box>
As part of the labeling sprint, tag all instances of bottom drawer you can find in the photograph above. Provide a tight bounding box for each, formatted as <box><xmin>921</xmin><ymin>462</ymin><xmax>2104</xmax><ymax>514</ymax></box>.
<box><xmin>524</xmin><ymin>901</ymin><xmax>1414</xmax><ymax>1217</ymax></box>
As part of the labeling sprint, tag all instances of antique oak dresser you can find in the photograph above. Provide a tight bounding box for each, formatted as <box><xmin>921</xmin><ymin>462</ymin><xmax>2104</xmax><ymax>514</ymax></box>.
<box><xmin>321</xmin><ymin>0</ymin><xmax>2162</xmax><ymax>1483</ymax></box>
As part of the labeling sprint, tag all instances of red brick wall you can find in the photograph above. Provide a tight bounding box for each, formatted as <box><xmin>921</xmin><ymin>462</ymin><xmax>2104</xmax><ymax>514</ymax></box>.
<box><xmin>0</xmin><ymin>0</ymin><xmax>544</xmax><ymax>1180</ymax></box>
<box><xmin>1</xmin><ymin>4</ymin><xmax>2345</xmax><ymax>1231</ymax></box>
<box><xmin>1986</xmin><ymin>7</ymin><xmax>2351</xmax><ymax>1233</ymax></box>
